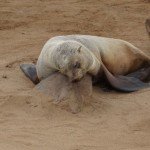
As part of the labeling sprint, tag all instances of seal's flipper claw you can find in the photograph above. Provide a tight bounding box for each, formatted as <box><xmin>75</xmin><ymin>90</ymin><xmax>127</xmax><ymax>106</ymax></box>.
<box><xmin>20</xmin><ymin>63</ymin><xmax>39</xmax><ymax>84</ymax></box>
<box><xmin>145</xmin><ymin>19</ymin><xmax>150</xmax><ymax>37</ymax></box>
<box><xmin>101</xmin><ymin>62</ymin><xmax>150</xmax><ymax>92</ymax></box>
<box><xmin>127</xmin><ymin>67</ymin><xmax>150</xmax><ymax>82</ymax></box>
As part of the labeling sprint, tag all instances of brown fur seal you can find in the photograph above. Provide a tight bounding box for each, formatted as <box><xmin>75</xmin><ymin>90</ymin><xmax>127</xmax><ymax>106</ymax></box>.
<box><xmin>20</xmin><ymin>34</ymin><xmax>150</xmax><ymax>92</ymax></box>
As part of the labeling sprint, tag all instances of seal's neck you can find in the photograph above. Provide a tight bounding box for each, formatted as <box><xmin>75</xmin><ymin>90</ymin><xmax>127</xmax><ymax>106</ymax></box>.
<box><xmin>85</xmin><ymin>49</ymin><xmax>101</xmax><ymax>76</ymax></box>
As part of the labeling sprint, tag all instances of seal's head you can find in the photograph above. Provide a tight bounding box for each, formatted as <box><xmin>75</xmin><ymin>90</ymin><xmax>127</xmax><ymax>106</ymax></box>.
<box><xmin>55</xmin><ymin>41</ymin><xmax>91</xmax><ymax>82</ymax></box>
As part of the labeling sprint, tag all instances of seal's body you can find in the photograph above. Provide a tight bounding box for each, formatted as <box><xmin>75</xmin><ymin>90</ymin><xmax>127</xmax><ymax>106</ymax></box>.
<box><xmin>36</xmin><ymin>35</ymin><xmax>150</xmax><ymax>81</ymax></box>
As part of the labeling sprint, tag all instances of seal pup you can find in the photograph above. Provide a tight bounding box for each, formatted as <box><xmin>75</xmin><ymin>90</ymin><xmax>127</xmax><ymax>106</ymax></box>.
<box><xmin>20</xmin><ymin>34</ymin><xmax>150</xmax><ymax>92</ymax></box>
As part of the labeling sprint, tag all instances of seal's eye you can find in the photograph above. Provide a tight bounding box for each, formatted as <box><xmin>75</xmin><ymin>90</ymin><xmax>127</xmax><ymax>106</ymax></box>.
<box><xmin>73</xmin><ymin>62</ymin><xmax>81</xmax><ymax>68</ymax></box>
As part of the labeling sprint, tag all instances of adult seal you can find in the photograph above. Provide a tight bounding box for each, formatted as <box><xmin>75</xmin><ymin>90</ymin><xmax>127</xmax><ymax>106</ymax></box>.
<box><xmin>20</xmin><ymin>35</ymin><xmax>150</xmax><ymax>92</ymax></box>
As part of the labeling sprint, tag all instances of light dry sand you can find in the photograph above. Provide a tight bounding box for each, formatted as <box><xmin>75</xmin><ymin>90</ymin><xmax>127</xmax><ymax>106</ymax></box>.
<box><xmin>0</xmin><ymin>0</ymin><xmax>150</xmax><ymax>149</ymax></box>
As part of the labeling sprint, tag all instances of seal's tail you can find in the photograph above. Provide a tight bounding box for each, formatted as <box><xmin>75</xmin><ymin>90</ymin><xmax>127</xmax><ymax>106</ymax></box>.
<box><xmin>145</xmin><ymin>19</ymin><xmax>150</xmax><ymax>37</ymax></box>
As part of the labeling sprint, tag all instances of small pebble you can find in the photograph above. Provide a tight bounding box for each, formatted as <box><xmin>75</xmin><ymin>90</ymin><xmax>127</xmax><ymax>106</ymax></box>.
<box><xmin>6</xmin><ymin>64</ymin><xmax>12</xmax><ymax>68</ymax></box>
<box><xmin>2</xmin><ymin>75</ymin><xmax>7</xmax><ymax>79</ymax></box>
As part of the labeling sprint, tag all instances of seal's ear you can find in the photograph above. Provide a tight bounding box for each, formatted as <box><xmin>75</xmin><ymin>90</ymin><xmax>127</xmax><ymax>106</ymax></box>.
<box><xmin>77</xmin><ymin>46</ymin><xmax>82</xmax><ymax>53</ymax></box>
<box><xmin>101</xmin><ymin>61</ymin><xmax>150</xmax><ymax>92</ymax></box>
<box><xmin>145</xmin><ymin>19</ymin><xmax>150</xmax><ymax>37</ymax></box>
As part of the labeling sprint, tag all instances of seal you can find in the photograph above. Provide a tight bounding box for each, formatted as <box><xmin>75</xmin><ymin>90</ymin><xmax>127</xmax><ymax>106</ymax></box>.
<box><xmin>145</xmin><ymin>19</ymin><xmax>150</xmax><ymax>37</ymax></box>
<box><xmin>20</xmin><ymin>34</ymin><xmax>150</xmax><ymax>92</ymax></box>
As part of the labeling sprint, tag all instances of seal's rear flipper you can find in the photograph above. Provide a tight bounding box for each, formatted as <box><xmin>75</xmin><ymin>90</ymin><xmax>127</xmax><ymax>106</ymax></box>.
<box><xmin>145</xmin><ymin>19</ymin><xmax>150</xmax><ymax>37</ymax></box>
<box><xmin>101</xmin><ymin>62</ymin><xmax>150</xmax><ymax>92</ymax></box>
<box><xmin>20</xmin><ymin>64</ymin><xmax>39</xmax><ymax>84</ymax></box>
<box><xmin>111</xmin><ymin>75</ymin><xmax>149</xmax><ymax>92</ymax></box>
<box><xmin>127</xmin><ymin>67</ymin><xmax>150</xmax><ymax>82</ymax></box>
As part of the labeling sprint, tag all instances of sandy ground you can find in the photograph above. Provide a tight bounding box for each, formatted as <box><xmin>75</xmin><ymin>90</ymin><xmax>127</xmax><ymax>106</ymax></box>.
<box><xmin>0</xmin><ymin>0</ymin><xmax>150</xmax><ymax>149</ymax></box>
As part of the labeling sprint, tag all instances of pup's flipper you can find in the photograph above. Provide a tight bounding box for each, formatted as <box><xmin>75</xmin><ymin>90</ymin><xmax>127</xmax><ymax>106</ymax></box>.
<box><xmin>35</xmin><ymin>73</ymin><xmax>92</xmax><ymax>113</ymax></box>
<box><xmin>145</xmin><ymin>19</ymin><xmax>150</xmax><ymax>37</ymax></box>
<box><xmin>20</xmin><ymin>63</ymin><xmax>39</xmax><ymax>84</ymax></box>
<box><xmin>35</xmin><ymin>73</ymin><xmax>69</xmax><ymax>101</ymax></box>
<box><xmin>101</xmin><ymin>62</ymin><xmax>150</xmax><ymax>92</ymax></box>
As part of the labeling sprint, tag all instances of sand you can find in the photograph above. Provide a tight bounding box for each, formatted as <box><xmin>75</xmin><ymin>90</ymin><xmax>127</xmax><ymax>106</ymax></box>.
<box><xmin>0</xmin><ymin>0</ymin><xmax>150</xmax><ymax>149</ymax></box>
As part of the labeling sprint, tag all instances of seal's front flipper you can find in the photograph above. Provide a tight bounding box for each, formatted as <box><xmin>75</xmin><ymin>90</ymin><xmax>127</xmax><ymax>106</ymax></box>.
<box><xmin>35</xmin><ymin>73</ymin><xmax>92</xmax><ymax>113</ymax></box>
<box><xmin>20</xmin><ymin>63</ymin><xmax>39</xmax><ymax>84</ymax></box>
<box><xmin>145</xmin><ymin>19</ymin><xmax>150</xmax><ymax>37</ymax></box>
<box><xmin>101</xmin><ymin>62</ymin><xmax>150</xmax><ymax>92</ymax></box>
<box><xmin>127</xmin><ymin>67</ymin><xmax>150</xmax><ymax>82</ymax></box>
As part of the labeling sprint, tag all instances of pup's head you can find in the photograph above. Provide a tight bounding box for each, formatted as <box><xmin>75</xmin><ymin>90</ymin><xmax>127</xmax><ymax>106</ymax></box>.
<box><xmin>56</xmin><ymin>41</ymin><xmax>90</xmax><ymax>82</ymax></box>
